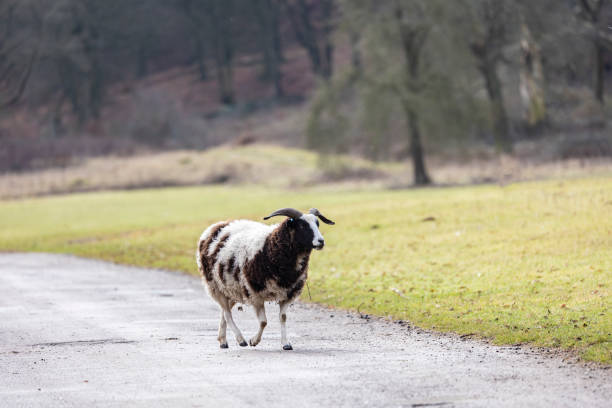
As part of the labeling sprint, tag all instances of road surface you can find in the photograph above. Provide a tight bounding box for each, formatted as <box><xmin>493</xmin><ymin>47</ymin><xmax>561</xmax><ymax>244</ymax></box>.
<box><xmin>0</xmin><ymin>253</ymin><xmax>610</xmax><ymax>407</ymax></box>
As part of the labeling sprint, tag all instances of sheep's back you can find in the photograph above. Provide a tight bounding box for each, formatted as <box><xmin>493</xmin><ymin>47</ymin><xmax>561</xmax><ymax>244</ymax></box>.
<box><xmin>198</xmin><ymin>220</ymin><xmax>276</xmax><ymax>303</ymax></box>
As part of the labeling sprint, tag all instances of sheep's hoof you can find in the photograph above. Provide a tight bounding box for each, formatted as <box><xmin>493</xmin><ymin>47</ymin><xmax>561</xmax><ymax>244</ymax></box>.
<box><xmin>220</xmin><ymin>343</ymin><xmax>228</xmax><ymax>349</ymax></box>
<box><xmin>282</xmin><ymin>344</ymin><xmax>293</xmax><ymax>351</ymax></box>
<box><xmin>249</xmin><ymin>339</ymin><xmax>257</xmax><ymax>347</ymax></box>
<box><xmin>239</xmin><ymin>340</ymin><xmax>248</xmax><ymax>347</ymax></box>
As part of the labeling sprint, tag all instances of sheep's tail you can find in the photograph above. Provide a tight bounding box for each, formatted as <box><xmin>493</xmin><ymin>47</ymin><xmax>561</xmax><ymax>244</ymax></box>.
<box><xmin>196</xmin><ymin>244</ymin><xmax>204</xmax><ymax>275</ymax></box>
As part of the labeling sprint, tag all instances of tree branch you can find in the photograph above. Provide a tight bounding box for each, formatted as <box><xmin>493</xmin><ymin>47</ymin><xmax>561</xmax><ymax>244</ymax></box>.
<box><xmin>579</xmin><ymin>0</ymin><xmax>594</xmax><ymax>18</ymax></box>
<box><xmin>1</xmin><ymin>46</ymin><xmax>38</xmax><ymax>107</ymax></box>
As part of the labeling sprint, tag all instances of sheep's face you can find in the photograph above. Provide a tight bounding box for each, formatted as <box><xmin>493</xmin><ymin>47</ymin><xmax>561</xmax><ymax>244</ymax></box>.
<box><xmin>291</xmin><ymin>214</ymin><xmax>325</xmax><ymax>250</ymax></box>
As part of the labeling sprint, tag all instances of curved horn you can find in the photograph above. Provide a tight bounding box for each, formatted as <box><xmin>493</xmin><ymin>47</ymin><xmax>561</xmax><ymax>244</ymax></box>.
<box><xmin>263</xmin><ymin>207</ymin><xmax>303</xmax><ymax>221</ymax></box>
<box><xmin>309</xmin><ymin>208</ymin><xmax>335</xmax><ymax>225</ymax></box>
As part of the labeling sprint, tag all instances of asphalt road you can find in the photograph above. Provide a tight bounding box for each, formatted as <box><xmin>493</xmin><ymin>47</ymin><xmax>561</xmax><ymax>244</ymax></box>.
<box><xmin>1</xmin><ymin>253</ymin><xmax>610</xmax><ymax>407</ymax></box>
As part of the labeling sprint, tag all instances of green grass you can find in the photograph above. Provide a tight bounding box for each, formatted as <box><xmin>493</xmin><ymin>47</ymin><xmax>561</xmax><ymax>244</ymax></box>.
<box><xmin>0</xmin><ymin>178</ymin><xmax>610</xmax><ymax>363</ymax></box>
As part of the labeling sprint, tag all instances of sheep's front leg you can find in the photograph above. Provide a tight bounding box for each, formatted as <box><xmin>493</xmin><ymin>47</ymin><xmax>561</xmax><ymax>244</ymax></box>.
<box><xmin>279</xmin><ymin>300</ymin><xmax>292</xmax><ymax>350</ymax></box>
<box><xmin>218</xmin><ymin>310</ymin><xmax>228</xmax><ymax>348</ymax></box>
<box><xmin>249</xmin><ymin>303</ymin><xmax>267</xmax><ymax>347</ymax></box>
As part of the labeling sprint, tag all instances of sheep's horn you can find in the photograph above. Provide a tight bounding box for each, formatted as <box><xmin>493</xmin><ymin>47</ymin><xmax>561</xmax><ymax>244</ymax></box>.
<box><xmin>263</xmin><ymin>208</ymin><xmax>303</xmax><ymax>220</ymax></box>
<box><xmin>309</xmin><ymin>208</ymin><xmax>335</xmax><ymax>225</ymax></box>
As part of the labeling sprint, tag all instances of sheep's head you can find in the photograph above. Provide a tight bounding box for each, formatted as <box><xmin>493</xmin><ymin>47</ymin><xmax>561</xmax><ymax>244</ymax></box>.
<box><xmin>263</xmin><ymin>208</ymin><xmax>335</xmax><ymax>250</ymax></box>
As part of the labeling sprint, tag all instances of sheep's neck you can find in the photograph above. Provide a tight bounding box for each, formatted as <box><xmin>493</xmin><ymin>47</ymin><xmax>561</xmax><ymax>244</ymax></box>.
<box><xmin>266</xmin><ymin>222</ymin><xmax>312</xmax><ymax>283</ymax></box>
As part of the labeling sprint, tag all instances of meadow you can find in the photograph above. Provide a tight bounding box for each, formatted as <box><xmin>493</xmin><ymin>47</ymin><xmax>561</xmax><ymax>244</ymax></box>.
<box><xmin>0</xmin><ymin>177</ymin><xmax>610</xmax><ymax>363</ymax></box>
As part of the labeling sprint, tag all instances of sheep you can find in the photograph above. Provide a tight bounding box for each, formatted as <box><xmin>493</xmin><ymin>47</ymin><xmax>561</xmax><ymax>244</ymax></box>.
<box><xmin>196</xmin><ymin>207</ymin><xmax>335</xmax><ymax>350</ymax></box>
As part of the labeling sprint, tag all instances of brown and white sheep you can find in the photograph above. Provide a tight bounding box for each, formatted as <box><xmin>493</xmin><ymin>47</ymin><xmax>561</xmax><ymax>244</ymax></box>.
<box><xmin>196</xmin><ymin>207</ymin><xmax>335</xmax><ymax>350</ymax></box>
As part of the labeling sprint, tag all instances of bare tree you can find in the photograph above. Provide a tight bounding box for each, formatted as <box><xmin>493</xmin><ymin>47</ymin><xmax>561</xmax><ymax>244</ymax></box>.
<box><xmin>42</xmin><ymin>0</ymin><xmax>109</xmax><ymax>123</ymax></box>
<box><xmin>337</xmin><ymin>0</ymin><xmax>363</xmax><ymax>79</ymax></box>
<box><xmin>394</xmin><ymin>3</ymin><xmax>431</xmax><ymax>185</ymax></box>
<box><xmin>180</xmin><ymin>0</ymin><xmax>209</xmax><ymax>81</ymax></box>
<box><xmin>0</xmin><ymin>0</ymin><xmax>40</xmax><ymax>108</ymax></box>
<box><xmin>310</xmin><ymin>0</ymin><xmax>439</xmax><ymax>185</ymax></box>
<box><xmin>519</xmin><ymin>19</ymin><xmax>547</xmax><ymax>129</ymax></box>
<box><xmin>283</xmin><ymin>0</ymin><xmax>334</xmax><ymax>80</ymax></box>
<box><xmin>253</xmin><ymin>0</ymin><xmax>284</xmax><ymax>97</ymax></box>
<box><xmin>129</xmin><ymin>1</ymin><xmax>163</xmax><ymax>79</ymax></box>
<box><xmin>575</xmin><ymin>0</ymin><xmax>609</xmax><ymax>104</ymax></box>
<box><xmin>180</xmin><ymin>0</ymin><xmax>236</xmax><ymax>105</ymax></box>
<box><xmin>208</xmin><ymin>1</ymin><xmax>236</xmax><ymax>105</ymax></box>
<box><xmin>468</xmin><ymin>0</ymin><xmax>515</xmax><ymax>153</ymax></box>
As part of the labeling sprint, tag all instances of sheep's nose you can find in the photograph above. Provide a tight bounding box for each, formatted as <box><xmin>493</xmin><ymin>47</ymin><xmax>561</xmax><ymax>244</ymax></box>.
<box><xmin>317</xmin><ymin>239</ymin><xmax>325</xmax><ymax>247</ymax></box>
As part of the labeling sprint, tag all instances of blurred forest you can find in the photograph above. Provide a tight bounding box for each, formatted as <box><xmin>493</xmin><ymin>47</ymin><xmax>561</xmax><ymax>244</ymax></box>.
<box><xmin>1</xmin><ymin>0</ymin><xmax>611</xmax><ymax>185</ymax></box>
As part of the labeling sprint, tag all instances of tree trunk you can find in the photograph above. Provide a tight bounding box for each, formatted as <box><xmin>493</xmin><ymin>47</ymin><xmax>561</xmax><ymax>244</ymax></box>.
<box><xmin>194</xmin><ymin>33</ymin><xmax>207</xmax><ymax>80</ymax></box>
<box><xmin>58</xmin><ymin>57</ymin><xmax>86</xmax><ymax>124</ymax></box>
<box><xmin>406</xmin><ymin>106</ymin><xmax>431</xmax><ymax>186</ymax></box>
<box><xmin>321</xmin><ymin>40</ymin><xmax>333</xmax><ymax>79</ymax></box>
<box><xmin>271</xmin><ymin>2</ymin><xmax>284</xmax><ymax>63</ymax></box>
<box><xmin>182</xmin><ymin>1</ymin><xmax>208</xmax><ymax>82</ymax></box>
<box><xmin>52</xmin><ymin>95</ymin><xmax>65</xmax><ymax>138</ymax></box>
<box><xmin>482</xmin><ymin>63</ymin><xmax>512</xmax><ymax>153</ymax></box>
<box><xmin>395</xmin><ymin>4</ymin><xmax>432</xmax><ymax>185</ymax></box>
<box><xmin>350</xmin><ymin>31</ymin><xmax>362</xmax><ymax>76</ymax></box>
<box><xmin>257</xmin><ymin>4</ymin><xmax>273</xmax><ymax>80</ymax></box>
<box><xmin>320</xmin><ymin>0</ymin><xmax>334</xmax><ymax>79</ymax></box>
<box><xmin>575</xmin><ymin>0</ymin><xmax>607</xmax><ymax>104</ymax></box>
<box><xmin>217</xmin><ymin>60</ymin><xmax>234</xmax><ymax>105</ymax></box>
<box><xmin>270</xmin><ymin>45</ymin><xmax>284</xmax><ymax>98</ymax></box>
<box><xmin>595</xmin><ymin>42</ymin><xmax>605</xmax><ymax>104</ymax></box>
<box><xmin>136</xmin><ymin>42</ymin><xmax>148</xmax><ymax>78</ymax></box>
<box><xmin>208</xmin><ymin>3</ymin><xmax>235</xmax><ymax>105</ymax></box>
<box><xmin>255</xmin><ymin>0</ymin><xmax>283</xmax><ymax>97</ymax></box>
<box><xmin>89</xmin><ymin>59</ymin><xmax>103</xmax><ymax>119</ymax></box>
<box><xmin>519</xmin><ymin>22</ymin><xmax>546</xmax><ymax>129</ymax></box>
<box><xmin>284</xmin><ymin>0</ymin><xmax>333</xmax><ymax>80</ymax></box>
<box><xmin>86</xmin><ymin>26</ymin><xmax>103</xmax><ymax>119</ymax></box>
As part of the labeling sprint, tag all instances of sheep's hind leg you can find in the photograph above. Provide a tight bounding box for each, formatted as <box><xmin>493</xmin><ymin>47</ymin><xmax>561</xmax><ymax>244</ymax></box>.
<box><xmin>218</xmin><ymin>310</ymin><xmax>228</xmax><ymax>348</ymax></box>
<box><xmin>279</xmin><ymin>300</ymin><xmax>292</xmax><ymax>350</ymax></box>
<box><xmin>249</xmin><ymin>303</ymin><xmax>267</xmax><ymax>347</ymax></box>
<box><xmin>221</xmin><ymin>299</ymin><xmax>247</xmax><ymax>347</ymax></box>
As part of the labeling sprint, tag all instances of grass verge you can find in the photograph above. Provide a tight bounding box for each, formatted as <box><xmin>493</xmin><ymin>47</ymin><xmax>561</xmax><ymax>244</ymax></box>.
<box><xmin>3</xmin><ymin>143</ymin><xmax>612</xmax><ymax>199</ymax></box>
<box><xmin>0</xmin><ymin>178</ymin><xmax>610</xmax><ymax>363</ymax></box>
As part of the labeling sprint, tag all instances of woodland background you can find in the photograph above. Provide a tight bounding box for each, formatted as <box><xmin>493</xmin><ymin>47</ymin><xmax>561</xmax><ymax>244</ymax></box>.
<box><xmin>1</xmin><ymin>0</ymin><xmax>611</xmax><ymax>187</ymax></box>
